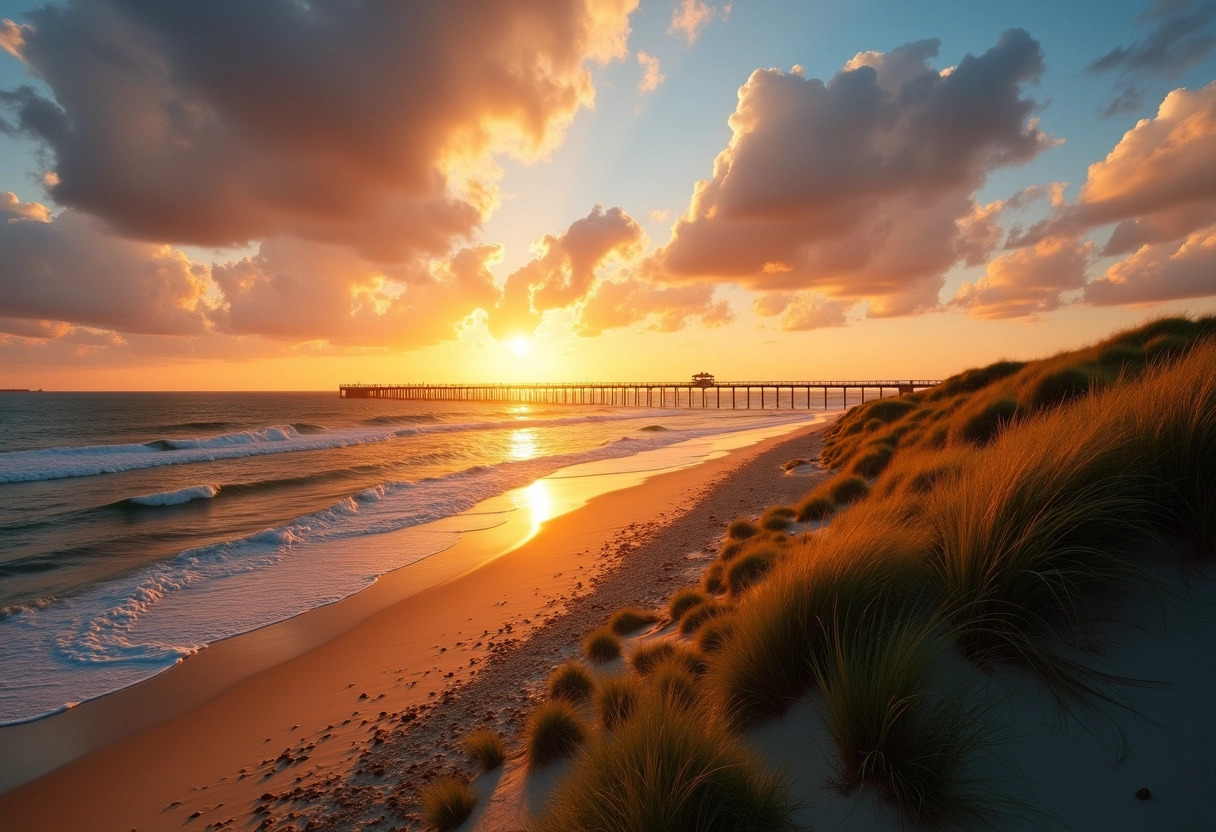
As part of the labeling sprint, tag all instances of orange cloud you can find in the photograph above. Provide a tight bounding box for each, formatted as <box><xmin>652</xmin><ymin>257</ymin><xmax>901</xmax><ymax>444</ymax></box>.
<box><xmin>637</xmin><ymin>51</ymin><xmax>665</xmax><ymax>94</ymax></box>
<box><xmin>954</xmin><ymin>237</ymin><xmax>1093</xmax><ymax>319</ymax></box>
<box><xmin>577</xmin><ymin>279</ymin><xmax>730</xmax><ymax>336</ymax></box>
<box><xmin>1086</xmin><ymin>225</ymin><xmax>1216</xmax><ymax>305</ymax></box>
<box><xmin>0</xmin><ymin>18</ymin><xmax>29</xmax><ymax>59</ymax></box>
<box><xmin>669</xmin><ymin>0</ymin><xmax>730</xmax><ymax>45</ymax></box>
<box><xmin>753</xmin><ymin>292</ymin><xmax>850</xmax><ymax>331</ymax></box>
<box><xmin>490</xmin><ymin>205</ymin><xmax>644</xmax><ymax>338</ymax></box>
<box><xmin>1</xmin><ymin>191</ymin><xmax>49</xmax><ymax>223</ymax></box>
<box><xmin>647</xmin><ymin>31</ymin><xmax>1053</xmax><ymax>319</ymax></box>
<box><xmin>1012</xmin><ymin>82</ymin><xmax>1216</xmax><ymax>254</ymax></box>
<box><xmin>211</xmin><ymin>240</ymin><xmax>500</xmax><ymax>348</ymax></box>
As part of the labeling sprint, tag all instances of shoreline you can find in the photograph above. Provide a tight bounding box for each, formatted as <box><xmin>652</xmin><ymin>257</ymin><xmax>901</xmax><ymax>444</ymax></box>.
<box><xmin>0</xmin><ymin>415</ymin><xmax>834</xmax><ymax>831</ymax></box>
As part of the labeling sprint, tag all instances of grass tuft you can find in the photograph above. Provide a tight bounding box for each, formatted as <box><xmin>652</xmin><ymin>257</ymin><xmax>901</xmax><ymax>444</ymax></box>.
<box><xmin>462</xmin><ymin>728</ymin><xmax>506</xmax><ymax>772</ymax></box>
<box><xmin>727</xmin><ymin>518</ymin><xmax>760</xmax><ymax>540</ymax></box>
<box><xmin>547</xmin><ymin>661</ymin><xmax>594</xmax><ymax>703</ymax></box>
<box><xmin>608</xmin><ymin>606</ymin><xmax>659</xmax><ymax>636</ymax></box>
<box><xmin>828</xmin><ymin>475</ymin><xmax>870</xmax><ymax>504</ymax></box>
<box><xmin>795</xmin><ymin>492</ymin><xmax>835</xmax><ymax>522</ymax></box>
<box><xmin>696</xmin><ymin>616</ymin><xmax>735</xmax><ymax>653</ymax></box>
<box><xmin>529</xmin><ymin>696</ymin><xmax>790</xmax><ymax>832</ymax></box>
<box><xmin>668</xmin><ymin>587</ymin><xmax>708</xmax><ymax>621</ymax></box>
<box><xmin>584</xmin><ymin>627</ymin><xmax>622</xmax><ymax>663</ymax></box>
<box><xmin>678</xmin><ymin>599</ymin><xmax>727</xmax><ymax>635</ymax></box>
<box><xmin>702</xmin><ymin>561</ymin><xmax>726</xmax><ymax>594</ymax></box>
<box><xmin>420</xmin><ymin>777</ymin><xmax>478</xmax><ymax>831</ymax></box>
<box><xmin>726</xmin><ymin>550</ymin><xmax>776</xmax><ymax>596</ymax></box>
<box><xmin>526</xmin><ymin>699</ymin><xmax>587</xmax><ymax>767</ymax></box>
<box><xmin>595</xmin><ymin>673</ymin><xmax>642</xmax><ymax>730</ymax></box>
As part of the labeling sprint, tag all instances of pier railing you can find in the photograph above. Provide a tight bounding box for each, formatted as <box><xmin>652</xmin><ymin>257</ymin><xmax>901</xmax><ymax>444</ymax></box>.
<box><xmin>338</xmin><ymin>380</ymin><xmax>939</xmax><ymax>409</ymax></box>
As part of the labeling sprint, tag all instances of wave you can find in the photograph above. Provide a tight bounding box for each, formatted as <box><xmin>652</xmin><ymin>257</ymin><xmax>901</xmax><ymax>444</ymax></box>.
<box><xmin>0</xmin><ymin>412</ymin><xmax>669</xmax><ymax>484</ymax></box>
<box><xmin>361</xmin><ymin>413</ymin><xmax>443</xmax><ymax>426</ymax></box>
<box><xmin>639</xmin><ymin>424</ymin><xmax>668</xmax><ymax>432</ymax></box>
<box><xmin>128</xmin><ymin>484</ymin><xmax>220</xmax><ymax>507</ymax></box>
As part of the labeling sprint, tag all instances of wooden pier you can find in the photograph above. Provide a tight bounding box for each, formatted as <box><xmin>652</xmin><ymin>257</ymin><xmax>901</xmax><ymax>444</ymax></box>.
<box><xmin>339</xmin><ymin>379</ymin><xmax>939</xmax><ymax>409</ymax></box>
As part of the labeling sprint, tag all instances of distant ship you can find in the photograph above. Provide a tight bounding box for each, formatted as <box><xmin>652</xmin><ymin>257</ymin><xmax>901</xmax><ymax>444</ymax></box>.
<box><xmin>0</xmin><ymin>388</ymin><xmax>41</xmax><ymax>392</ymax></box>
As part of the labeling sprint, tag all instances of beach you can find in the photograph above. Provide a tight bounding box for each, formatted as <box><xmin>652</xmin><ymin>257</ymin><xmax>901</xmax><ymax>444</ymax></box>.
<box><xmin>0</xmin><ymin>415</ymin><xmax>833</xmax><ymax>831</ymax></box>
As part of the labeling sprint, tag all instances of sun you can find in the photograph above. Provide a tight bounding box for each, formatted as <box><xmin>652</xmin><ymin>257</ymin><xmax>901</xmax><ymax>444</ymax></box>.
<box><xmin>509</xmin><ymin>336</ymin><xmax>531</xmax><ymax>356</ymax></box>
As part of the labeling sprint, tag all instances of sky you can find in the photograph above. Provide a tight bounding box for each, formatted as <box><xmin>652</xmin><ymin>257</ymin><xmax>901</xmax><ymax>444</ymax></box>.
<box><xmin>0</xmin><ymin>0</ymin><xmax>1214</xmax><ymax>391</ymax></box>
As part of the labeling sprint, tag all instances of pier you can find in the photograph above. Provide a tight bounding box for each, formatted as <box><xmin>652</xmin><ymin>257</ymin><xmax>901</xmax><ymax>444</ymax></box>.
<box><xmin>339</xmin><ymin>378</ymin><xmax>939</xmax><ymax>409</ymax></box>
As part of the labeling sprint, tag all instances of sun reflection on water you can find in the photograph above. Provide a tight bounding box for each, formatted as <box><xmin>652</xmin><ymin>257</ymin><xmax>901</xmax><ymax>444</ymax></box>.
<box><xmin>509</xmin><ymin>428</ymin><xmax>537</xmax><ymax>460</ymax></box>
<box><xmin>522</xmin><ymin>479</ymin><xmax>553</xmax><ymax>536</ymax></box>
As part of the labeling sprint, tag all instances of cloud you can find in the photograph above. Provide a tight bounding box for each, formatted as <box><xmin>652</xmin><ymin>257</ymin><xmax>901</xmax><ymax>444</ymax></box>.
<box><xmin>668</xmin><ymin>0</ymin><xmax>730</xmax><ymax>45</ymax></box>
<box><xmin>0</xmin><ymin>1</ymin><xmax>636</xmax><ymax>260</ymax></box>
<box><xmin>1089</xmin><ymin>0</ymin><xmax>1216</xmax><ymax>76</ymax></box>
<box><xmin>1088</xmin><ymin>0</ymin><xmax>1216</xmax><ymax>115</ymax></box>
<box><xmin>1085</xmin><ymin>224</ymin><xmax>1216</xmax><ymax>305</ymax></box>
<box><xmin>648</xmin><ymin>209</ymin><xmax>672</xmax><ymax>223</ymax></box>
<box><xmin>577</xmin><ymin>278</ymin><xmax>730</xmax><ymax>335</ymax></box>
<box><xmin>753</xmin><ymin>292</ymin><xmax>850</xmax><ymax>331</ymax></box>
<box><xmin>211</xmin><ymin>240</ymin><xmax>501</xmax><ymax>347</ymax></box>
<box><xmin>953</xmin><ymin>237</ymin><xmax>1093</xmax><ymax>319</ymax></box>
<box><xmin>637</xmin><ymin>51</ymin><xmax>665</xmax><ymax>94</ymax></box>
<box><xmin>1010</xmin><ymin>82</ymin><xmax>1216</xmax><ymax>254</ymax></box>
<box><xmin>0</xmin><ymin>18</ymin><xmax>30</xmax><ymax>59</ymax></box>
<box><xmin>2</xmin><ymin>191</ymin><xmax>49</xmax><ymax>223</ymax></box>
<box><xmin>489</xmin><ymin>205</ymin><xmax>644</xmax><ymax>338</ymax></box>
<box><xmin>647</xmin><ymin>31</ymin><xmax>1053</xmax><ymax>318</ymax></box>
<box><xmin>0</xmin><ymin>207</ymin><xmax>211</xmax><ymax>335</ymax></box>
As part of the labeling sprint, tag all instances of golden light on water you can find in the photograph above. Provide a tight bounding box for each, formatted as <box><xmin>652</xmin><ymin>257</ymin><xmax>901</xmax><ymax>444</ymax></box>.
<box><xmin>509</xmin><ymin>428</ymin><xmax>537</xmax><ymax>460</ymax></box>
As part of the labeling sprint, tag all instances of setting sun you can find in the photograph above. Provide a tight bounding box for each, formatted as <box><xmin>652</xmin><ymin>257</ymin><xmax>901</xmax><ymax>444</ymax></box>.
<box><xmin>509</xmin><ymin>336</ymin><xmax>531</xmax><ymax>356</ymax></box>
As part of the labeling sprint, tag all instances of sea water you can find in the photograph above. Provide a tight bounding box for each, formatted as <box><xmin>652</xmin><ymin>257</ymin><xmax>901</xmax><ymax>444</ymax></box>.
<box><xmin>0</xmin><ymin>391</ymin><xmax>841</xmax><ymax>724</ymax></box>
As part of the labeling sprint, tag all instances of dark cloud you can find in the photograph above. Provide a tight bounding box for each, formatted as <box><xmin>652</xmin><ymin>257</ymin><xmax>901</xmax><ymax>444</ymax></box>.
<box><xmin>1089</xmin><ymin>0</ymin><xmax>1216</xmax><ymax>117</ymax></box>
<box><xmin>647</xmin><ymin>30</ymin><xmax>1053</xmax><ymax>318</ymax></box>
<box><xmin>1</xmin><ymin>1</ymin><xmax>635</xmax><ymax>259</ymax></box>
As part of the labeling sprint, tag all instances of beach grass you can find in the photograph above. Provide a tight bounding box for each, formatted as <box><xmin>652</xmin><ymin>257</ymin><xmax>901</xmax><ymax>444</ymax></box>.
<box><xmin>584</xmin><ymin>627</ymin><xmax>622</xmax><ymax>663</ymax></box>
<box><xmin>462</xmin><ymin>727</ymin><xmax>506</xmax><ymax>772</ymax></box>
<box><xmin>595</xmin><ymin>673</ymin><xmax>643</xmax><ymax>730</ymax></box>
<box><xmin>419</xmin><ymin>777</ymin><xmax>478</xmax><ymax>831</ymax></box>
<box><xmin>678</xmin><ymin>599</ymin><xmax>727</xmax><ymax>635</ymax></box>
<box><xmin>526</xmin><ymin>699</ymin><xmax>587</xmax><ymax>767</ymax></box>
<box><xmin>528</xmin><ymin>696</ymin><xmax>790</xmax><ymax>832</ymax></box>
<box><xmin>608</xmin><ymin>606</ymin><xmax>660</xmax><ymax>636</ymax></box>
<box><xmin>727</xmin><ymin>517</ymin><xmax>761</xmax><ymax>540</ymax></box>
<box><xmin>668</xmin><ymin>587</ymin><xmax>708</xmax><ymax>621</ymax></box>
<box><xmin>547</xmin><ymin>661</ymin><xmax>595</xmax><ymax>703</ymax></box>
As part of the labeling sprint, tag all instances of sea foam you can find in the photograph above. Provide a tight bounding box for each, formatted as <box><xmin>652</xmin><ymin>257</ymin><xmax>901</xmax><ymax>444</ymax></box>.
<box><xmin>128</xmin><ymin>484</ymin><xmax>220</xmax><ymax>506</ymax></box>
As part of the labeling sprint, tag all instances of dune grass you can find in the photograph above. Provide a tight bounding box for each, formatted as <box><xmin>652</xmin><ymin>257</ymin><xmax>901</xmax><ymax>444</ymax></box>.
<box><xmin>929</xmin><ymin>400</ymin><xmax>1153</xmax><ymax>703</ymax></box>
<box><xmin>713</xmin><ymin>511</ymin><xmax>932</xmax><ymax>724</ymax></box>
<box><xmin>608</xmin><ymin>606</ymin><xmax>660</xmax><ymax>636</ymax></box>
<box><xmin>547</xmin><ymin>661</ymin><xmax>595</xmax><ymax>703</ymax></box>
<box><xmin>584</xmin><ymin>627</ymin><xmax>622</xmax><ymax>663</ymax></box>
<box><xmin>648</xmin><ymin>657</ymin><xmax>701</xmax><ymax>711</ymax></box>
<box><xmin>529</xmin><ymin>696</ymin><xmax>791</xmax><ymax>832</ymax></box>
<box><xmin>526</xmin><ymin>699</ymin><xmax>587</xmax><ymax>767</ymax></box>
<box><xmin>702</xmin><ymin>561</ymin><xmax>726</xmax><ymax>594</ymax></box>
<box><xmin>828</xmin><ymin>475</ymin><xmax>870</xmax><ymax>505</ymax></box>
<box><xmin>726</xmin><ymin>549</ymin><xmax>776</xmax><ymax>596</ymax></box>
<box><xmin>419</xmin><ymin>777</ymin><xmax>478</xmax><ymax>831</ymax></box>
<box><xmin>696</xmin><ymin>615</ymin><xmax>735</xmax><ymax>653</ymax></box>
<box><xmin>462</xmin><ymin>727</ymin><xmax>506</xmax><ymax>772</ymax></box>
<box><xmin>795</xmin><ymin>492</ymin><xmax>834</xmax><ymax>522</ymax></box>
<box><xmin>813</xmin><ymin>601</ymin><xmax>993</xmax><ymax>826</ymax></box>
<box><xmin>678</xmin><ymin>599</ymin><xmax>727</xmax><ymax>635</ymax></box>
<box><xmin>727</xmin><ymin>517</ymin><xmax>760</xmax><ymax>540</ymax></box>
<box><xmin>668</xmin><ymin>587</ymin><xmax>708</xmax><ymax>621</ymax></box>
<box><xmin>595</xmin><ymin>673</ymin><xmax>643</xmax><ymax>730</ymax></box>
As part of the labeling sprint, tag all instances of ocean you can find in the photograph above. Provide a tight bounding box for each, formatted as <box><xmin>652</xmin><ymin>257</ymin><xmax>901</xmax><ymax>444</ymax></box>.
<box><xmin>0</xmin><ymin>391</ymin><xmax>838</xmax><ymax>725</ymax></box>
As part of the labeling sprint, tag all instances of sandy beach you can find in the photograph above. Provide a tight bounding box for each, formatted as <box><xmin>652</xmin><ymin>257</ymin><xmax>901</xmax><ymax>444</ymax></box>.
<box><xmin>0</xmin><ymin>417</ymin><xmax>833</xmax><ymax>831</ymax></box>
